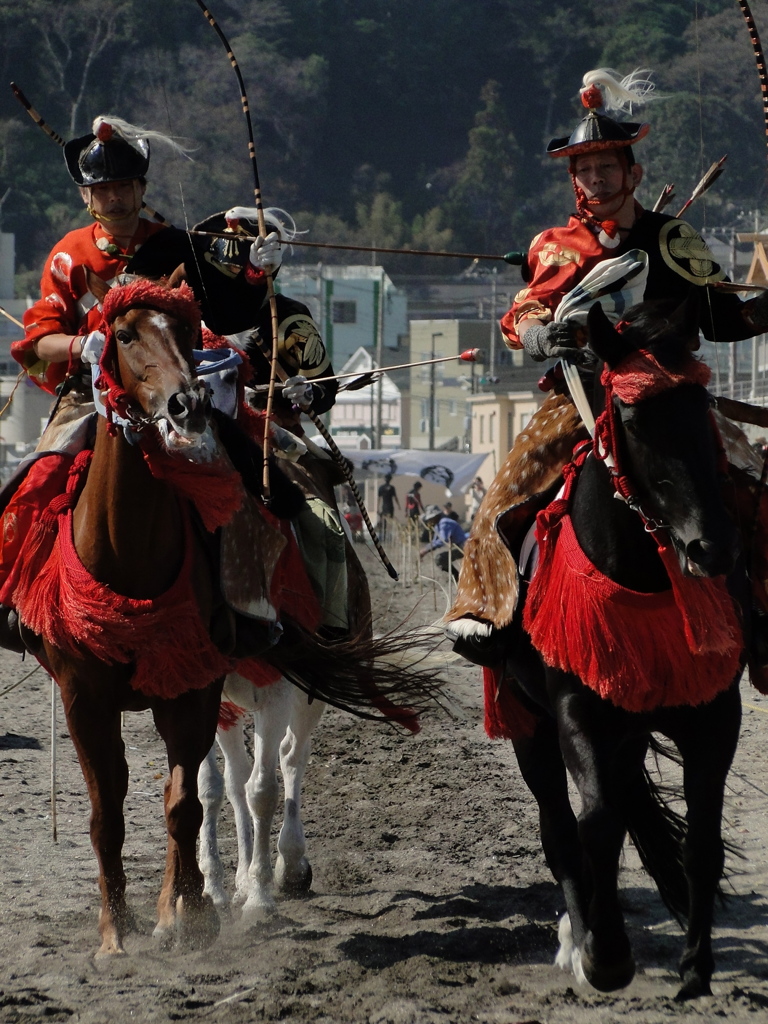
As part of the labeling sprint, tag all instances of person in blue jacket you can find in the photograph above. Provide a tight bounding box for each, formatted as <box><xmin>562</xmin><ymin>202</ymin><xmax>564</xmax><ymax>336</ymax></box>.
<box><xmin>419</xmin><ymin>504</ymin><xmax>468</xmax><ymax>581</ymax></box>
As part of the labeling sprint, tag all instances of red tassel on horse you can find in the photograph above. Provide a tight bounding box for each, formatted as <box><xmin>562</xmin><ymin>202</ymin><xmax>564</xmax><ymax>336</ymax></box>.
<box><xmin>524</xmin><ymin>509</ymin><xmax>742</xmax><ymax>712</ymax></box>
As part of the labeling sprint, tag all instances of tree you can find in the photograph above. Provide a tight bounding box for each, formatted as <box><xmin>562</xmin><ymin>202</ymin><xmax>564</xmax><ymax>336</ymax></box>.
<box><xmin>443</xmin><ymin>81</ymin><xmax>522</xmax><ymax>254</ymax></box>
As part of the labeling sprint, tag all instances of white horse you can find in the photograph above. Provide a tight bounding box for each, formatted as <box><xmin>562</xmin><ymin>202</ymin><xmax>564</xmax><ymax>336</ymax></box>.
<box><xmin>197</xmin><ymin>671</ymin><xmax>324</xmax><ymax>924</ymax></box>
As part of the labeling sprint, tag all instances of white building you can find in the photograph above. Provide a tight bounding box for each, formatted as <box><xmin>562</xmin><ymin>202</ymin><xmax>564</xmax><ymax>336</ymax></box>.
<box><xmin>0</xmin><ymin>233</ymin><xmax>53</xmax><ymax>476</ymax></box>
<box><xmin>328</xmin><ymin>347</ymin><xmax>401</xmax><ymax>450</ymax></box>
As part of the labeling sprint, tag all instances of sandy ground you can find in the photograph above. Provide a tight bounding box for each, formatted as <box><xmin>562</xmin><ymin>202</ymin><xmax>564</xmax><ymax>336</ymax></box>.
<box><xmin>2</xmin><ymin>542</ymin><xmax>768</xmax><ymax>1023</ymax></box>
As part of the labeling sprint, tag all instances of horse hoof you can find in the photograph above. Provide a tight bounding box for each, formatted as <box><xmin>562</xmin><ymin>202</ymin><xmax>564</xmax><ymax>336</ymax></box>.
<box><xmin>203</xmin><ymin>885</ymin><xmax>230</xmax><ymax>912</ymax></box>
<box><xmin>152</xmin><ymin>921</ymin><xmax>175</xmax><ymax>950</ymax></box>
<box><xmin>581</xmin><ymin>939</ymin><xmax>635</xmax><ymax>992</ymax></box>
<box><xmin>174</xmin><ymin>895</ymin><xmax>220</xmax><ymax>951</ymax></box>
<box><xmin>232</xmin><ymin>887</ymin><xmax>249</xmax><ymax>908</ymax></box>
<box><xmin>275</xmin><ymin>857</ymin><xmax>313</xmax><ymax>896</ymax></box>
<box><xmin>95</xmin><ymin>941</ymin><xmax>127</xmax><ymax>958</ymax></box>
<box><xmin>239</xmin><ymin>896</ymin><xmax>276</xmax><ymax>929</ymax></box>
<box><xmin>97</xmin><ymin>907</ymin><xmax>133</xmax><ymax>955</ymax></box>
<box><xmin>675</xmin><ymin>972</ymin><xmax>711</xmax><ymax>1002</ymax></box>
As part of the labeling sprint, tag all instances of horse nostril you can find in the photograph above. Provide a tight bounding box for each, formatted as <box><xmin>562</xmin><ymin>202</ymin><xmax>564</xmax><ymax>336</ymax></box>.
<box><xmin>685</xmin><ymin>538</ymin><xmax>734</xmax><ymax>578</ymax></box>
<box><xmin>167</xmin><ymin>391</ymin><xmax>197</xmax><ymax>420</ymax></box>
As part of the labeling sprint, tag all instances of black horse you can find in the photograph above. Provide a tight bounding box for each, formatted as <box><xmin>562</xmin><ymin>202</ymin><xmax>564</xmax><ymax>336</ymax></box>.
<box><xmin>500</xmin><ymin>293</ymin><xmax>747</xmax><ymax>1001</ymax></box>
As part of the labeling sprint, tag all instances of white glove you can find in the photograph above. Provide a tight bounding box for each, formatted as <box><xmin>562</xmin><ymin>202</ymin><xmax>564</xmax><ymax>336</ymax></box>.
<box><xmin>249</xmin><ymin>231</ymin><xmax>282</xmax><ymax>273</ymax></box>
<box><xmin>80</xmin><ymin>330</ymin><xmax>106</xmax><ymax>364</ymax></box>
<box><xmin>282</xmin><ymin>374</ymin><xmax>313</xmax><ymax>410</ymax></box>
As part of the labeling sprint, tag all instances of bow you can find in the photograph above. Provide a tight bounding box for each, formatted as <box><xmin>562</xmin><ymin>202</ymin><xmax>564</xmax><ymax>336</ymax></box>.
<box><xmin>736</xmin><ymin>0</ymin><xmax>768</xmax><ymax>169</ymax></box>
<box><xmin>192</xmin><ymin>1</ymin><xmax>282</xmax><ymax>502</ymax></box>
<box><xmin>193</xmin><ymin>0</ymin><xmax>399</xmax><ymax>579</ymax></box>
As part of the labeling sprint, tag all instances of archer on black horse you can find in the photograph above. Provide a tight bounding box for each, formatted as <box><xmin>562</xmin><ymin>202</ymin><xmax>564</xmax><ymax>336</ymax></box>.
<box><xmin>443</xmin><ymin>66</ymin><xmax>768</xmax><ymax>999</ymax></box>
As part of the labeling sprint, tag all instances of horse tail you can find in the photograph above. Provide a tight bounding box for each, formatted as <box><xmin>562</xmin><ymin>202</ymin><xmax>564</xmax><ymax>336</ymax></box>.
<box><xmin>624</xmin><ymin>763</ymin><xmax>690</xmax><ymax>924</ymax></box>
<box><xmin>263</xmin><ymin>621</ymin><xmax>449</xmax><ymax>732</ymax></box>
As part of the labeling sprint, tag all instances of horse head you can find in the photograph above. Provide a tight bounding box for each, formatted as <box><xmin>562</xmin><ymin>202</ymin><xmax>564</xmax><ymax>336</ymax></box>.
<box><xmin>586</xmin><ymin>292</ymin><xmax>737</xmax><ymax>578</ymax></box>
<box><xmin>99</xmin><ymin>279</ymin><xmax>211</xmax><ymax>448</ymax></box>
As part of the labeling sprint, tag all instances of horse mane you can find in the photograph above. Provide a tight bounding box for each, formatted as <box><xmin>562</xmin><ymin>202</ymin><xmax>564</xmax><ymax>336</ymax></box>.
<box><xmin>617</xmin><ymin>297</ymin><xmax>690</xmax><ymax>348</ymax></box>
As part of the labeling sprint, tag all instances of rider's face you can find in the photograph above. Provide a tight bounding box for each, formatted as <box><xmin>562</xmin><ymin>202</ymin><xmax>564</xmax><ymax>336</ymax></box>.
<box><xmin>81</xmin><ymin>179</ymin><xmax>145</xmax><ymax>222</ymax></box>
<box><xmin>573</xmin><ymin>150</ymin><xmax>642</xmax><ymax>214</ymax></box>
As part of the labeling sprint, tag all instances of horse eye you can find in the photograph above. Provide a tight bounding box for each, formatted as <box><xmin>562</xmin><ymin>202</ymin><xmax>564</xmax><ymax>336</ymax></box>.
<box><xmin>116</xmin><ymin>329</ymin><xmax>133</xmax><ymax>345</ymax></box>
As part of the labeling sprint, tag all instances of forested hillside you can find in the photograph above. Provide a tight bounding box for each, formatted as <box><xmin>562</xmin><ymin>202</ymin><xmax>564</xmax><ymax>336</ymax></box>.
<box><xmin>0</xmin><ymin>0</ymin><xmax>765</xmax><ymax>288</ymax></box>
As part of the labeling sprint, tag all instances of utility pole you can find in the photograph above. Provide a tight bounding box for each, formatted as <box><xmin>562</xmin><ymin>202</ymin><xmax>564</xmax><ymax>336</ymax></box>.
<box><xmin>429</xmin><ymin>331</ymin><xmax>443</xmax><ymax>450</ymax></box>
<box><xmin>375</xmin><ymin>267</ymin><xmax>386</xmax><ymax>448</ymax></box>
<box><xmin>489</xmin><ymin>267</ymin><xmax>497</xmax><ymax>382</ymax></box>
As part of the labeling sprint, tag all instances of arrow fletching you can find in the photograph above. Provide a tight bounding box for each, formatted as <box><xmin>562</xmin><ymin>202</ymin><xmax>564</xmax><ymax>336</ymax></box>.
<box><xmin>676</xmin><ymin>155</ymin><xmax>727</xmax><ymax>217</ymax></box>
<box><xmin>652</xmin><ymin>183</ymin><xmax>676</xmax><ymax>213</ymax></box>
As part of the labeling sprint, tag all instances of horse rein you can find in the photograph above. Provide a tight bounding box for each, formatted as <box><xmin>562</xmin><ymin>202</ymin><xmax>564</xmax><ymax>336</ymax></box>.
<box><xmin>560</xmin><ymin>357</ymin><xmax>670</xmax><ymax>533</ymax></box>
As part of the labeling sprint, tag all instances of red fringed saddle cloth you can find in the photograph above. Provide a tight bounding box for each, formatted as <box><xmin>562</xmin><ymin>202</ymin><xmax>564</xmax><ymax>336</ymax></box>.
<box><xmin>523</xmin><ymin>454</ymin><xmax>743</xmax><ymax>712</ymax></box>
<box><xmin>9</xmin><ymin>445</ymin><xmax>321</xmax><ymax>700</ymax></box>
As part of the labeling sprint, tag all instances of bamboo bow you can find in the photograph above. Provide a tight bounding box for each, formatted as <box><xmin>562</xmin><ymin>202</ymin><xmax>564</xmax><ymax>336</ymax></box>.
<box><xmin>193</xmin><ymin>0</ymin><xmax>400</xmax><ymax>578</ymax></box>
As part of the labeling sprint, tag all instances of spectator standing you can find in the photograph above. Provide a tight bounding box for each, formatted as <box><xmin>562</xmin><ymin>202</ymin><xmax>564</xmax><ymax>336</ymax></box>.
<box><xmin>378</xmin><ymin>474</ymin><xmax>400</xmax><ymax>518</ymax></box>
<box><xmin>404</xmin><ymin>480</ymin><xmax>424</xmax><ymax>520</ymax></box>
<box><xmin>377</xmin><ymin>473</ymin><xmax>400</xmax><ymax>539</ymax></box>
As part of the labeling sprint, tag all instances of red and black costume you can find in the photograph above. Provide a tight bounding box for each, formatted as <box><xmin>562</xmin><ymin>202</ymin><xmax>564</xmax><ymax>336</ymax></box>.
<box><xmin>503</xmin><ymin>209</ymin><xmax>757</xmax><ymax>349</ymax></box>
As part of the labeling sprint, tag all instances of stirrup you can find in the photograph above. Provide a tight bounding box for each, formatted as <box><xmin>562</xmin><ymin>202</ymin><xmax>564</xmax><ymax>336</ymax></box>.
<box><xmin>0</xmin><ymin>605</ymin><xmax>28</xmax><ymax>655</ymax></box>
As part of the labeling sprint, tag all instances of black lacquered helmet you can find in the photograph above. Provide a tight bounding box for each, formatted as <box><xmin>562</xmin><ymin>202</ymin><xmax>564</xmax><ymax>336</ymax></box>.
<box><xmin>193</xmin><ymin>206</ymin><xmax>295</xmax><ymax>277</ymax></box>
<box><xmin>546</xmin><ymin>110</ymin><xmax>649</xmax><ymax>159</ymax></box>
<box><xmin>193</xmin><ymin>210</ymin><xmax>255</xmax><ymax>277</ymax></box>
<box><xmin>546</xmin><ymin>70</ymin><xmax>653</xmax><ymax>161</ymax></box>
<box><xmin>64</xmin><ymin>117</ymin><xmax>150</xmax><ymax>185</ymax></box>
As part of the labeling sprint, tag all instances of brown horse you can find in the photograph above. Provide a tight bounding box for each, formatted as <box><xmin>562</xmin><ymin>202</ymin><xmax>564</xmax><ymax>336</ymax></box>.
<box><xmin>17</xmin><ymin>280</ymin><xmax>227</xmax><ymax>955</ymax></box>
<box><xmin>11</xmin><ymin>277</ymin><xmax>447</xmax><ymax>956</ymax></box>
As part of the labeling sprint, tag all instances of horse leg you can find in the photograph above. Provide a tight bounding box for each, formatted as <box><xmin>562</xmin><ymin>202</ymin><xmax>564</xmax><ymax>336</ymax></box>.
<box><xmin>512</xmin><ymin>714</ymin><xmax>587</xmax><ymax>981</ymax></box>
<box><xmin>553</xmin><ymin>681</ymin><xmax>638</xmax><ymax>992</ymax></box>
<box><xmin>151</xmin><ymin>683</ymin><xmax>223</xmax><ymax>950</ymax></box>
<box><xmin>197</xmin><ymin>745</ymin><xmax>228</xmax><ymax>910</ymax></box>
<box><xmin>666</xmin><ymin>685</ymin><xmax>742</xmax><ymax>1001</ymax></box>
<box><xmin>217</xmin><ymin>713</ymin><xmax>256</xmax><ymax>902</ymax></box>
<box><xmin>240</xmin><ymin>681</ymin><xmax>293</xmax><ymax>925</ymax></box>
<box><xmin>56</xmin><ymin>668</ymin><xmax>133</xmax><ymax>956</ymax></box>
<box><xmin>274</xmin><ymin>690</ymin><xmax>324</xmax><ymax>895</ymax></box>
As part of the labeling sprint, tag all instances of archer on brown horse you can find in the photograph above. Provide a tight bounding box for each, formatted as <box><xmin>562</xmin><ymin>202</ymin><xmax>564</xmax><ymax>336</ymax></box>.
<box><xmin>11</xmin><ymin>279</ymin><xmax>238</xmax><ymax>955</ymax></box>
<box><xmin>2</xmin><ymin>276</ymin><xmax>446</xmax><ymax>956</ymax></box>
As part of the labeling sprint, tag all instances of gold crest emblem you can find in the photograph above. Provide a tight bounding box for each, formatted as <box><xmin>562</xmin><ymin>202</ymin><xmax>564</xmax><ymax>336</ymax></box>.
<box><xmin>537</xmin><ymin>242</ymin><xmax>580</xmax><ymax>267</ymax></box>
<box><xmin>278</xmin><ymin>314</ymin><xmax>330</xmax><ymax>378</ymax></box>
<box><xmin>659</xmin><ymin>221</ymin><xmax>725</xmax><ymax>285</ymax></box>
